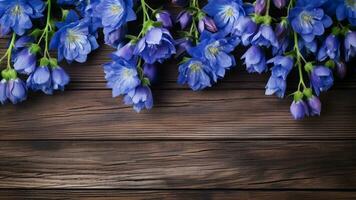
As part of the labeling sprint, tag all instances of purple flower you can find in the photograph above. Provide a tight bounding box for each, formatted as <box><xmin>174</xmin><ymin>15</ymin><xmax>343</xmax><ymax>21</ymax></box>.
<box><xmin>176</xmin><ymin>11</ymin><xmax>192</xmax><ymax>29</ymax></box>
<box><xmin>307</xmin><ymin>95</ymin><xmax>322</xmax><ymax>116</ymax></box>
<box><xmin>198</xmin><ymin>16</ymin><xmax>218</xmax><ymax>33</ymax></box>
<box><xmin>336</xmin><ymin>61</ymin><xmax>347</xmax><ymax>79</ymax></box>
<box><xmin>134</xmin><ymin>27</ymin><xmax>176</xmax><ymax>64</ymax></box>
<box><xmin>255</xmin><ymin>0</ymin><xmax>267</xmax><ymax>15</ymax></box>
<box><xmin>344</xmin><ymin>31</ymin><xmax>356</xmax><ymax>62</ymax></box>
<box><xmin>114</xmin><ymin>42</ymin><xmax>135</xmax><ymax>60</ymax></box>
<box><xmin>6</xmin><ymin>78</ymin><xmax>27</xmax><ymax>104</ymax></box>
<box><xmin>27</xmin><ymin>66</ymin><xmax>53</xmax><ymax>95</ymax></box>
<box><xmin>317</xmin><ymin>34</ymin><xmax>340</xmax><ymax>61</ymax></box>
<box><xmin>13</xmin><ymin>48</ymin><xmax>37</xmax><ymax>75</ymax></box>
<box><xmin>103</xmin><ymin>27</ymin><xmax>126</xmax><ymax>48</ymax></box>
<box><xmin>310</xmin><ymin>66</ymin><xmax>334</xmax><ymax>96</ymax></box>
<box><xmin>123</xmin><ymin>85</ymin><xmax>153</xmax><ymax>113</ymax></box>
<box><xmin>242</xmin><ymin>45</ymin><xmax>266</xmax><ymax>74</ymax></box>
<box><xmin>273</xmin><ymin>0</ymin><xmax>288</xmax><ymax>9</ymax></box>
<box><xmin>156</xmin><ymin>11</ymin><xmax>173</xmax><ymax>29</ymax></box>
<box><xmin>252</xmin><ymin>24</ymin><xmax>279</xmax><ymax>48</ymax></box>
<box><xmin>268</xmin><ymin>56</ymin><xmax>294</xmax><ymax>80</ymax></box>
<box><xmin>273</xmin><ymin>21</ymin><xmax>290</xmax><ymax>55</ymax></box>
<box><xmin>290</xmin><ymin>100</ymin><xmax>309</xmax><ymax>120</ymax></box>
<box><xmin>51</xmin><ymin>66</ymin><xmax>70</xmax><ymax>90</ymax></box>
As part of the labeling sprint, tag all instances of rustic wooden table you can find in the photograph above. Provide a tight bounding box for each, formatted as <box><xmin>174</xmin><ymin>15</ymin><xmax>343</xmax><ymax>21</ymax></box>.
<box><xmin>1</xmin><ymin>5</ymin><xmax>356</xmax><ymax>199</ymax></box>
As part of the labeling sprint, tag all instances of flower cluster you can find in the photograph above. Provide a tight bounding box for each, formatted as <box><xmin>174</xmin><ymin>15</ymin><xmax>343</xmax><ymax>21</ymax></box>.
<box><xmin>0</xmin><ymin>0</ymin><xmax>355</xmax><ymax>119</ymax></box>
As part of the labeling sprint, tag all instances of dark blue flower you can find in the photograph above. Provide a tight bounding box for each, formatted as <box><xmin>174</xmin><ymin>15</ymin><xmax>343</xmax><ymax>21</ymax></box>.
<box><xmin>310</xmin><ymin>66</ymin><xmax>334</xmax><ymax>96</ymax></box>
<box><xmin>252</xmin><ymin>24</ymin><xmax>279</xmax><ymax>48</ymax></box>
<box><xmin>13</xmin><ymin>48</ymin><xmax>36</xmax><ymax>75</ymax></box>
<box><xmin>242</xmin><ymin>45</ymin><xmax>266</xmax><ymax>74</ymax></box>
<box><xmin>176</xmin><ymin>11</ymin><xmax>192</xmax><ymax>29</ymax></box>
<box><xmin>0</xmin><ymin>0</ymin><xmax>45</xmax><ymax>35</ymax></box>
<box><xmin>156</xmin><ymin>10</ymin><xmax>173</xmax><ymax>29</ymax></box>
<box><xmin>27</xmin><ymin>66</ymin><xmax>53</xmax><ymax>94</ymax></box>
<box><xmin>95</xmin><ymin>0</ymin><xmax>136</xmax><ymax>31</ymax></box>
<box><xmin>103</xmin><ymin>26</ymin><xmax>126</xmax><ymax>48</ymax></box>
<box><xmin>104</xmin><ymin>55</ymin><xmax>141</xmax><ymax>97</ymax></box>
<box><xmin>143</xmin><ymin>63</ymin><xmax>157</xmax><ymax>83</ymax></box>
<box><xmin>203</xmin><ymin>0</ymin><xmax>252</xmax><ymax>34</ymax></box>
<box><xmin>344</xmin><ymin>31</ymin><xmax>356</xmax><ymax>61</ymax></box>
<box><xmin>134</xmin><ymin>27</ymin><xmax>176</xmax><ymax>64</ymax></box>
<box><xmin>317</xmin><ymin>34</ymin><xmax>340</xmax><ymax>61</ymax></box>
<box><xmin>268</xmin><ymin>56</ymin><xmax>294</xmax><ymax>80</ymax></box>
<box><xmin>51</xmin><ymin>66</ymin><xmax>70</xmax><ymax>91</ymax></box>
<box><xmin>50</xmin><ymin>12</ymin><xmax>99</xmax><ymax>63</ymax></box>
<box><xmin>273</xmin><ymin>21</ymin><xmax>290</xmax><ymax>55</ymax></box>
<box><xmin>289</xmin><ymin>4</ymin><xmax>332</xmax><ymax>42</ymax></box>
<box><xmin>290</xmin><ymin>100</ymin><xmax>309</xmax><ymax>120</ymax></box>
<box><xmin>123</xmin><ymin>85</ymin><xmax>153</xmax><ymax>113</ymax></box>
<box><xmin>6</xmin><ymin>78</ymin><xmax>27</xmax><ymax>104</ymax></box>
<box><xmin>178</xmin><ymin>58</ymin><xmax>215</xmax><ymax>91</ymax></box>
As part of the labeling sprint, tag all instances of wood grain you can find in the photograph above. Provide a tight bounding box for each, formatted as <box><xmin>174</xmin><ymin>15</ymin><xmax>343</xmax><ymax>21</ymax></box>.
<box><xmin>1</xmin><ymin>190</ymin><xmax>356</xmax><ymax>200</ymax></box>
<box><xmin>0</xmin><ymin>90</ymin><xmax>355</xmax><ymax>140</ymax></box>
<box><xmin>0</xmin><ymin>141</ymin><xmax>355</xmax><ymax>189</ymax></box>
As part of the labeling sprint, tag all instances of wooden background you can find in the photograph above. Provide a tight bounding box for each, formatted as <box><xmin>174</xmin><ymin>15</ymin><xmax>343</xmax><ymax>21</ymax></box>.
<box><xmin>1</xmin><ymin>2</ymin><xmax>356</xmax><ymax>199</ymax></box>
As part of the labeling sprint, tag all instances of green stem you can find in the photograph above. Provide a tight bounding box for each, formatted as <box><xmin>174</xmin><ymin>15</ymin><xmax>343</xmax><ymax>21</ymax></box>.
<box><xmin>0</xmin><ymin>32</ymin><xmax>17</xmax><ymax>69</ymax></box>
<box><xmin>140</xmin><ymin>0</ymin><xmax>150</xmax><ymax>21</ymax></box>
<box><xmin>265</xmin><ymin>0</ymin><xmax>271</xmax><ymax>16</ymax></box>
<box><xmin>37</xmin><ymin>0</ymin><xmax>52</xmax><ymax>60</ymax></box>
<box><xmin>293</xmin><ymin>32</ymin><xmax>307</xmax><ymax>91</ymax></box>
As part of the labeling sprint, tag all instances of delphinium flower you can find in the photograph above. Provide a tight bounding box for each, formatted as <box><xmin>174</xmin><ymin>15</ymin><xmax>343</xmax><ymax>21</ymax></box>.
<box><xmin>0</xmin><ymin>0</ymin><xmax>45</xmax><ymax>36</ymax></box>
<box><xmin>50</xmin><ymin>10</ymin><xmax>99</xmax><ymax>63</ymax></box>
<box><xmin>0</xmin><ymin>0</ymin><xmax>70</xmax><ymax>105</ymax></box>
<box><xmin>103</xmin><ymin>0</ymin><xmax>176</xmax><ymax>112</ymax></box>
<box><xmin>175</xmin><ymin>0</ymin><xmax>239</xmax><ymax>91</ymax></box>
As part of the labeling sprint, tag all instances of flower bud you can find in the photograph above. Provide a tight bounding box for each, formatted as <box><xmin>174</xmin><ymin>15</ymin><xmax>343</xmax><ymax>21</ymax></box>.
<box><xmin>255</xmin><ymin>0</ymin><xmax>267</xmax><ymax>15</ymax></box>
<box><xmin>290</xmin><ymin>100</ymin><xmax>309</xmax><ymax>120</ymax></box>
<box><xmin>273</xmin><ymin>0</ymin><xmax>288</xmax><ymax>9</ymax></box>
<box><xmin>0</xmin><ymin>79</ymin><xmax>7</xmax><ymax>104</ymax></box>
<box><xmin>176</xmin><ymin>11</ymin><xmax>192</xmax><ymax>29</ymax></box>
<box><xmin>198</xmin><ymin>16</ymin><xmax>218</xmax><ymax>33</ymax></box>
<box><xmin>307</xmin><ymin>96</ymin><xmax>321</xmax><ymax>116</ymax></box>
<box><xmin>6</xmin><ymin>78</ymin><xmax>27</xmax><ymax>104</ymax></box>
<box><xmin>156</xmin><ymin>11</ymin><xmax>173</xmax><ymax>29</ymax></box>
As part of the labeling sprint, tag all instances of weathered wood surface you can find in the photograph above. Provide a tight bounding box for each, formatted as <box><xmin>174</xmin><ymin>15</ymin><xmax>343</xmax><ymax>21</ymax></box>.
<box><xmin>0</xmin><ymin>141</ymin><xmax>356</xmax><ymax>189</ymax></box>
<box><xmin>1</xmin><ymin>190</ymin><xmax>356</xmax><ymax>200</ymax></box>
<box><xmin>1</xmin><ymin>4</ymin><xmax>356</xmax><ymax>197</ymax></box>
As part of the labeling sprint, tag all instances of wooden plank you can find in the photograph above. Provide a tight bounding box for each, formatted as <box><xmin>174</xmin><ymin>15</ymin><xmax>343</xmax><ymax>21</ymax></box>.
<box><xmin>1</xmin><ymin>190</ymin><xmax>356</xmax><ymax>199</ymax></box>
<box><xmin>0</xmin><ymin>90</ymin><xmax>356</xmax><ymax>140</ymax></box>
<box><xmin>0</xmin><ymin>141</ymin><xmax>355</xmax><ymax>189</ymax></box>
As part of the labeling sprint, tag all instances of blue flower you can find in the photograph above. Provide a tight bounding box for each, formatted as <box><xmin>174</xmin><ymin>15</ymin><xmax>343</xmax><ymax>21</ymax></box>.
<box><xmin>273</xmin><ymin>21</ymin><xmax>290</xmax><ymax>55</ymax></box>
<box><xmin>156</xmin><ymin>10</ymin><xmax>173</xmax><ymax>29</ymax></box>
<box><xmin>310</xmin><ymin>66</ymin><xmax>334</xmax><ymax>96</ymax></box>
<box><xmin>242</xmin><ymin>45</ymin><xmax>266</xmax><ymax>74</ymax></box>
<box><xmin>103</xmin><ymin>26</ymin><xmax>126</xmax><ymax>48</ymax></box>
<box><xmin>0</xmin><ymin>0</ymin><xmax>45</xmax><ymax>35</ymax></box>
<box><xmin>6</xmin><ymin>78</ymin><xmax>27</xmax><ymax>104</ymax></box>
<box><xmin>290</xmin><ymin>100</ymin><xmax>309</xmax><ymax>120</ymax></box>
<box><xmin>189</xmin><ymin>32</ymin><xmax>237</xmax><ymax>78</ymax></box>
<box><xmin>178</xmin><ymin>58</ymin><xmax>214</xmax><ymax>91</ymax></box>
<box><xmin>289</xmin><ymin>4</ymin><xmax>332</xmax><ymax>42</ymax></box>
<box><xmin>232</xmin><ymin>16</ymin><xmax>257</xmax><ymax>46</ymax></box>
<box><xmin>335</xmin><ymin>0</ymin><xmax>356</xmax><ymax>26</ymax></box>
<box><xmin>344</xmin><ymin>31</ymin><xmax>356</xmax><ymax>61</ymax></box>
<box><xmin>50</xmin><ymin>11</ymin><xmax>99</xmax><ymax>63</ymax></box>
<box><xmin>123</xmin><ymin>85</ymin><xmax>153</xmax><ymax>113</ymax></box>
<box><xmin>104</xmin><ymin>55</ymin><xmax>141</xmax><ymax>97</ymax></box>
<box><xmin>95</xmin><ymin>0</ymin><xmax>136</xmax><ymax>30</ymax></box>
<box><xmin>27</xmin><ymin>66</ymin><xmax>53</xmax><ymax>94</ymax></box>
<box><xmin>134</xmin><ymin>27</ymin><xmax>176</xmax><ymax>64</ymax></box>
<box><xmin>51</xmin><ymin>66</ymin><xmax>70</xmax><ymax>91</ymax></box>
<box><xmin>252</xmin><ymin>24</ymin><xmax>279</xmax><ymax>48</ymax></box>
<box><xmin>265</xmin><ymin>77</ymin><xmax>287</xmax><ymax>98</ymax></box>
<box><xmin>203</xmin><ymin>0</ymin><xmax>252</xmax><ymax>34</ymax></box>
<box><xmin>317</xmin><ymin>34</ymin><xmax>340</xmax><ymax>61</ymax></box>
<box><xmin>13</xmin><ymin>48</ymin><xmax>36</xmax><ymax>75</ymax></box>
<box><xmin>268</xmin><ymin>56</ymin><xmax>294</xmax><ymax>80</ymax></box>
